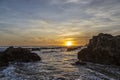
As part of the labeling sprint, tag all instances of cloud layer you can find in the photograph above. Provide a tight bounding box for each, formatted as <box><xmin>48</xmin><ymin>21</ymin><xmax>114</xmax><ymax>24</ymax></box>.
<box><xmin>0</xmin><ymin>0</ymin><xmax>120</xmax><ymax>46</ymax></box>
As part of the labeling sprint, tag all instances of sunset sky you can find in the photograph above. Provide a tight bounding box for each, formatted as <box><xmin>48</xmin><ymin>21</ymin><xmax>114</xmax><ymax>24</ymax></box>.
<box><xmin>0</xmin><ymin>0</ymin><xmax>120</xmax><ymax>46</ymax></box>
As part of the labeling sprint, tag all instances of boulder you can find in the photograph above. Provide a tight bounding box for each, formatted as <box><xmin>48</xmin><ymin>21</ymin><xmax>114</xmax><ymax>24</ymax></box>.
<box><xmin>0</xmin><ymin>46</ymin><xmax>41</xmax><ymax>67</ymax></box>
<box><xmin>78</xmin><ymin>33</ymin><xmax>120</xmax><ymax>66</ymax></box>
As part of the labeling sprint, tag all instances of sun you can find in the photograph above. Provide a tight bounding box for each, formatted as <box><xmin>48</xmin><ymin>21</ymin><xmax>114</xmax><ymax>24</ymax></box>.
<box><xmin>66</xmin><ymin>41</ymin><xmax>72</xmax><ymax>47</ymax></box>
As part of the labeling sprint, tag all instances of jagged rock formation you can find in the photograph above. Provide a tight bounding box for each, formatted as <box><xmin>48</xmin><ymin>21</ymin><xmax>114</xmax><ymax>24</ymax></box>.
<box><xmin>0</xmin><ymin>46</ymin><xmax>41</xmax><ymax>67</ymax></box>
<box><xmin>78</xmin><ymin>33</ymin><xmax>120</xmax><ymax>66</ymax></box>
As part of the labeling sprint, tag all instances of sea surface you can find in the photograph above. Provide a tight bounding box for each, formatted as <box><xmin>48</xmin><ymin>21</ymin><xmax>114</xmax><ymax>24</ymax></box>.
<box><xmin>0</xmin><ymin>47</ymin><xmax>120</xmax><ymax>80</ymax></box>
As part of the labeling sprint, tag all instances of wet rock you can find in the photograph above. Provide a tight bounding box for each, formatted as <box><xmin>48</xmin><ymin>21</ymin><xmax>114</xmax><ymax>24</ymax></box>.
<box><xmin>75</xmin><ymin>61</ymin><xmax>87</xmax><ymax>65</ymax></box>
<box><xmin>31</xmin><ymin>48</ymin><xmax>40</xmax><ymax>51</ymax></box>
<box><xmin>56</xmin><ymin>77</ymin><xmax>66</xmax><ymax>80</ymax></box>
<box><xmin>0</xmin><ymin>46</ymin><xmax>41</xmax><ymax>67</ymax></box>
<box><xmin>78</xmin><ymin>33</ymin><xmax>120</xmax><ymax>66</ymax></box>
<box><xmin>0</xmin><ymin>53</ymin><xmax>9</xmax><ymax>67</ymax></box>
<box><xmin>67</xmin><ymin>46</ymin><xmax>81</xmax><ymax>51</ymax></box>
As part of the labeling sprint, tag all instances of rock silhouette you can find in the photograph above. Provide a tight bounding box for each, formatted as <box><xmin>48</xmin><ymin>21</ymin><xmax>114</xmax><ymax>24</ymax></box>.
<box><xmin>66</xmin><ymin>46</ymin><xmax>81</xmax><ymax>51</ymax></box>
<box><xmin>78</xmin><ymin>33</ymin><xmax>120</xmax><ymax>66</ymax></box>
<box><xmin>0</xmin><ymin>46</ymin><xmax>41</xmax><ymax>67</ymax></box>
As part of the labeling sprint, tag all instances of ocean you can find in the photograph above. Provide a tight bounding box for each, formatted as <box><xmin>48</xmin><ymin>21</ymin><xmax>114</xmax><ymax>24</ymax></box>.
<box><xmin>0</xmin><ymin>47</ymin><xmax>120</xmax><ymax>80</ymax></box>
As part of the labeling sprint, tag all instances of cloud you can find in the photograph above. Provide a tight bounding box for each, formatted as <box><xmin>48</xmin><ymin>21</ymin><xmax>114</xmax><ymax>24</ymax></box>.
<box><xmin>0</xmin><ymin>0</ymin><xmax>120</xmax><ymax>46</ymax></box>
<box><xmin>51</xmin><ymin>0</ymin><xmax>92</xmax><ymax>4</ymax></box>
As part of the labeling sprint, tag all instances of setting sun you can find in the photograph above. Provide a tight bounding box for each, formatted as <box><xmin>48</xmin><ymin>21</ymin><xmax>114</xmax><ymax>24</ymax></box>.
<box><xmin>66</xmin><ymin>41</ymin><xmax>72</xmax><ymax>46</ymax></box>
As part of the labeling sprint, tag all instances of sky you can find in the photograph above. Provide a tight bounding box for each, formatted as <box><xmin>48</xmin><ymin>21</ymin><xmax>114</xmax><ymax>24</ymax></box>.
<box><xmin>0</xmin><ymin>0</ymin><xmax>120</xmax><ymax>46</ymax></box>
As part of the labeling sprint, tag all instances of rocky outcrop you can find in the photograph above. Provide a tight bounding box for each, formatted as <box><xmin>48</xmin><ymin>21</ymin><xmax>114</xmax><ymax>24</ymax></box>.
<box><xmin>0</xmin><ymin>46</ymin><xmax>41</xmax><ymax>67</ymax></box>
<box><xmin>78</xmin><ymin>33</ymin><xmax>120</xmax><ymax>66</ymax></box>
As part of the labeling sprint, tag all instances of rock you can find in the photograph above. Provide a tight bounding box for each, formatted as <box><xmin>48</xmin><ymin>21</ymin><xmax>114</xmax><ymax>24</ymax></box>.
<box><xmin>75</xmin><ymin>61</ymin><xmax>87</xmax><ymax>65</ymax></box>
<box><xmin>0</xmin><ymin>53</ymin><xmax>9</xmax><ymax>67</ymax></box>
<box><xmin>56</xmin><ymin>77</ymin><xmax>66</xmax><ymax>80</ymax></box>
<box><xmin>66</xmin><ymin>46</ymin><xmax>81</xmax><ymax>51</ymax></box>
<box><xmin>0</xmin><ymin>46</ymin><xmax>41</xmax><ymax>67</ymax></box>
<box><xmin>78</xmin><ymin>33</ymin><xmax>120</xmax><ymax>66</ymax></box>
<box><xmin>31</xmin><ymin>48</ymin><xmax>40</xmax><ymax>51</ymax></box>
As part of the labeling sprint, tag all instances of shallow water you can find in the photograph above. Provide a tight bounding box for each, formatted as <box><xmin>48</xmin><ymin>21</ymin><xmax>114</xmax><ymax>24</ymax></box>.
<box><xmin>0</xmin><ymin>47</ymin><xmax>120</xmax><ymax>80</ymax></box>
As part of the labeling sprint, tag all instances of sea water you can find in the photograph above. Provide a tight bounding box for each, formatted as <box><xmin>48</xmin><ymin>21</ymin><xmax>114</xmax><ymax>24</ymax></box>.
<box><xmin>0</xmin><ymin>47</ymin><xmax>120</xmax><ymax>80</ymax></box>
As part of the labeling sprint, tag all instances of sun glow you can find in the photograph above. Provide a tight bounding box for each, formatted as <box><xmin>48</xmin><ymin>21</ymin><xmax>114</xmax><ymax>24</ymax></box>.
<box><xmin>66</xmin><ymin>41</ymin><xmax>72</xmax><ymax>47</ymax></box>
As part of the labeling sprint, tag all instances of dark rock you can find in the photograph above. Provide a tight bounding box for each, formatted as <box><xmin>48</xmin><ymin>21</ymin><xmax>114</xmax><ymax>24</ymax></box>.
<box><xmin>0</xmin><ymin>53</ymin><xmax>9</xmax><ymax>67</ymax></box>
<box><xmin>0</xmin><ymin>46</ymin><xmax>41</xmax><ymax>67</ymax></box>
<box><xmin>78</xmin><ymin>33</ymin><xmax>120</xmax><ymax>66</ymax></box>
<box><xmin>75</xmin><ymin>61</ymin><xmax>87</xmax><ymax>65</ymax></box>
<box><xmin>56</xmin><ymin>77</ymin><xmax>66</xmax><ymax>80</ymax></box>
<box><xmin>67</xmin><ymin>46</ymin><xmax>81</xmax><ymax>51</ymax></box>
<box><xmin>31</xmin><ymin>48</ymin><xmax>40</xmax><ymax>51</ymax></box>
